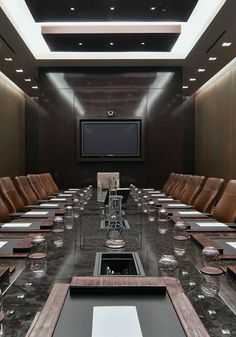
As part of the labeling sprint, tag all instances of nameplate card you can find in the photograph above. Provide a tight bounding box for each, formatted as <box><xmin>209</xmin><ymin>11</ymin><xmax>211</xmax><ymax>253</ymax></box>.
<box><xmin>92</xmin><ymin>306</ymin><xmax>143</xmax><ymax>337</ymax></box>
<box><xmin>25</xmin><ymin>211</ymin><xmax>49</xmax><ymax>215</ymax></box>
<box><xmin>226</xmin><ymin>242</ymin><xmax>236</xmax><ymax>249</ymax></box>
<box><xmin>0</xmin><ymin>241</ymin><xmax>8</xmax><ymax>248</ymax></box>
<box><xmin>39</xmin><ymin>203</ymin><xmax>59</xmax><ymax>207</ymax></box>
<box><xmin>2</xmin><ymin>223</ymin><xmax>32</xmax><ymax>228</ymax></box>
<box><xmin>196</xmin><ymin>222</ymin><xmax>227</xmax><ymax>227</ymax></box>
<box><xmin>178</xmin><ymin>211</ymin><xmax>201</xmax><ymax>215</ymax></box>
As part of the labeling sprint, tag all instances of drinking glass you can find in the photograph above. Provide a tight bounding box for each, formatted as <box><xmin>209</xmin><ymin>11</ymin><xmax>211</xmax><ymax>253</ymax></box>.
<box><xmin>148</xmin><ymin>201</ymin><xmax>156</xmax><ymax>222</ymax></box>
<box><xmin>201</xmin><ymin>246</ymin><xmax>222</xmax><ymax>275</ymax></box>
<box><xmin>158</xmin><ymin>254</ymin><xmax>179</xmax><ymax>278</ymax></box>
<box><xmin>52</xmin><ymin>216</ymin><xmax>64</xmax><ymax>247</ymax></box>
<box><xmin>64</xmin><ymin>205</ymin><xmax>74</xmax><ymax>229</ymax></box>
<box><xmin>174</xmin><ymin>221</ymin><xmax>189</xmax><ymax>256</ymax></box>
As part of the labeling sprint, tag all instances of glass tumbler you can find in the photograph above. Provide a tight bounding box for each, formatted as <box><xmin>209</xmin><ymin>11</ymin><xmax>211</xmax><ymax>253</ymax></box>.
<box><xmin>201</xmin><ymin>246</ymin><xmax>223</xmax><ymax>275</ymax></box>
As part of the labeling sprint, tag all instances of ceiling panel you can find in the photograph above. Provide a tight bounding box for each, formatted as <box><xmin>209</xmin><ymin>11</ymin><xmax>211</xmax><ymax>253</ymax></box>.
<box><xmin>25</xmin><ymin>0</ymin><xmax>198</xmax><ymax>22</ymax></box>
<box><xmin>43</xmin><ymin>33</ymin><xmax>179</xmax><ymax>52</ymax></box>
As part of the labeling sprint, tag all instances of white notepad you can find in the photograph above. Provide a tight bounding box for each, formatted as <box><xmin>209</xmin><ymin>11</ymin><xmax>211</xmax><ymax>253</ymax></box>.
<box><xmin>226</xmin><ymin>242</ymin><xmax>236</xmax><ymax>249</ymax></box>
<box><xmin>2</xmin><ymin>223</ymin><xmax>32</xmax><ymax>228</ymax></box>
<box><xmin>178</xmin><ymin>211</ymin><xmax>201</xmax><ymax>215</ymax></box>
<box><xmin>68</xmin><ymin>188</ymin><xmax>79</xmax><ymax>191</ymax></box>
<box><xmin>50</xmin><ymin>198</ymin><xmax>66</xmax><ymax>201</ymax></box>
<box><xmin>39</xmin><ymin>203</ymin><xmax>59</xmax><ymax>207</ymax></box>
<box><xmin>64</xmin><ymin>191</ymin><xmax>77</xmax><ymax>194</ymax></box>
<box><xmin>25</xmin><ymin>211</ymin><xmax>48</xmax><ymax>215</ymax></box>
<box><xmin>0</xmin><ymin>241</ymin><xmax>8</xmax><ymax>248</ymax></box>
<box><xmin>58</xmin><ymin>194</ymin><xmax>72</xmax><ymax>197</ymax></box>
<box><xmin>158</xmin><ymin>198</ymin><xmax>174</xmax><ymax>201</ymax></box>
<box><xmin>167</xmin><ymin>203</ymin><xmax>187</xmax><ymax>207</ymax></box>
<box><xmin>196</xmin><ymin>222</ymin><xmax>227</xmax><ymax>227</ymax></box>
<box><xmin>143</xmin><ymin>188</ymin><xmax>154</xmax><ymax>191</ymax></box>
<box><xmin>92</xmin><ymin>306</ymin><xmax>143</xmax><ymax>337</ymax></box>
<box><xmin>151</xmin><ymin>194</ymin><xmax>166</xmax><ymax>197</ymax></box>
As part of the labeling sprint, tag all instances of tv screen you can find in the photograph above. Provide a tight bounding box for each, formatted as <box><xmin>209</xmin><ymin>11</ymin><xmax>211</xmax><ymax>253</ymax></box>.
<box><xmin>79</xmin><ymin>120</ymin><xmax>141</xmax><ymax>158</ymax></box>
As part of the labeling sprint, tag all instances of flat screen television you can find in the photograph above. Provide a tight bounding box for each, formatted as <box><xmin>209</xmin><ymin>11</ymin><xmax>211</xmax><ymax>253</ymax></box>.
<box><xmin>78</xmin><ymin>119</ymin><xmax>142</xmax><ymax>161</ymax></box>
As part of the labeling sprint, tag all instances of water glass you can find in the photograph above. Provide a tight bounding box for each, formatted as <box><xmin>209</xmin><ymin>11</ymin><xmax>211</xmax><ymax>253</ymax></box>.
<box><xmin>201</xmin><ymin>246</ymin><xmax>222</xmax><ymax>275</ymax></box>
<box><xmin>29</xmin><ymin>235</ymin><xmax>47</xmax><ymax>259</ymax></box>
<box><xmin>158</xmin><ymin>254</ymin><xmax>179</xmax><ymax>278</ymax></box>
<box><xmin>174</xmin><ymin>221</ymin><xmax>189</xmax><ymax>256</ymax></box>
<box><xmin>64</xmin><ymin>205</ymin><xmax>74</xmax><ymax>229</ymax></box>
<box><xmin>52</xmin><ymin>216</ymin><xmax>64</xmax><ymax>247</ymax></box>
<box><xmin>148</xmin><ymin>201</ymin><xmax>156</xmax><ymax>222</ymax></box>
<box><xmin>142</xmin><ymin>195</ymin><xmax>149</xmax><ymax>213</ymax></box>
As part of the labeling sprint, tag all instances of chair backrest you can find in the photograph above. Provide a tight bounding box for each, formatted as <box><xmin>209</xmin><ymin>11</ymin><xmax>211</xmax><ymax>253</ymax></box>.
<box><xmin>45</xmin><ymin>173</ymin><xmax>60</xmax><ymax>193</ymax></box>
<box><xmin>15</xmin><ymin>176</ymin><xmax>38</xmax><ymax>205</ymax></box>
<box><xmin>165</xmin><ymin>173</ymin><xmax>181</xmax><ymax>196</ymax></box>
<box><xmin>193</xmin><ymin>177</ymin><xmax>225</xmax><ymax>213</ymax></box>
<box><xmin>180</xmin><ymin>175</ymin><xmax>205</xmax><ymax>205</ymax></box>
<box><xmin>27</xmin><ymin>174</ymin><xmax>48</xmax><ymax>199</ymax></box>
<box><xmin>97</xmin><ymin>172</ymin><xmax>120</xmax><ymax>189</ymax></box>
<box><xmin>38</xmin><ymin>174</ymin><xmax>55</xmax><ymax>196</ymax></box>
<box><xmin>162</xmin><ymin>172</ymin><xmax>175</xmax><ymax>193</ymax></box>
<box><xmin>171</xmin><ymin>174</ymin><xmax>191</xmax><ymax>199</ymax></box>
<box><xmin>0</xmin><ymin>177</ymin><xmax>25</xmax><ymax>212</ymax></box>
<box><xmin>0</xmin><ymin>197</ymin><xmax>10</xmax><ymax>222</ymax></box>
<box><xmin>212</xmin><ymin>180</ymin><xmax>236</xmax><ymax>222</ymax></box>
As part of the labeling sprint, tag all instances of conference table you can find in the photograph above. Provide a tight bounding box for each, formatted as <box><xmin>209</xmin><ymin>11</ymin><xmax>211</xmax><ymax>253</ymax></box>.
<box><xmin>0</xmin><ymin>193</ymin><xmax>235</xmax><ymax>337</ymax></box>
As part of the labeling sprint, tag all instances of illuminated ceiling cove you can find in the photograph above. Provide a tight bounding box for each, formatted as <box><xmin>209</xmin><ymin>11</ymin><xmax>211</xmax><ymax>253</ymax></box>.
<box><xmin>0</xmin><ymin>0</ymin><xmax>226</xmax><ymax>60</ymax></box>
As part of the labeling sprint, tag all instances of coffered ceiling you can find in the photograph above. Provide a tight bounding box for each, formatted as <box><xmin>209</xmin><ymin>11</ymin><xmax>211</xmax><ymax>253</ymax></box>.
<box><xmin>0</xmin><ymin>0</ymin><xmax>235</xmax><ymax>98</ymax></box>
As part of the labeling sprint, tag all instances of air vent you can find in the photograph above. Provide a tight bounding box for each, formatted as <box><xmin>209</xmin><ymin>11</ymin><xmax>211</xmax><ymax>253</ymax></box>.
<box><xmin>206</xmin><ymin>31</ymin><xmax>226</xmax><ymax>53</ymax></box>
<box><xmin>0</xmin><ymin>34</ymin><xmax>15</xmax><ymax>54</ymax></box>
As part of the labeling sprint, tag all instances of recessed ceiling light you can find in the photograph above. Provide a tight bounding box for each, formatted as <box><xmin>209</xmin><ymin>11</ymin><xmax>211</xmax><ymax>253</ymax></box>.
<box><xmin>141</xmin><ymin>42</ymin><xmax>145</xmax><ymax>46</ymax></box>
<box><xmin>4</xmin><ymin>57</ymin><xmax>13</xmax><ymax>61</ymax></box>
<box><xmin>16</xmin><ymin>69</ymin><xmax>23</xmax><ymax>73</ymax></box>
<box><xmin>78</xmin><ymin>42</ymin><xmax>83</xmax><ymax>46</ymax></box>
<box><xmin>198</xmin><ymin>68</ymin><xmax>206</xmax><ymax>72</ymax></box>
<box><xmin>109</xmin><ymin>42</ymin><xmax>114</xmax><ymax>46</ymax></box>
<box><xmin>222</xmin><ymin>42</ymin><xmax>232</xmax><ymax>47</ymax></box>
<box><xmin>189</xmin><ymin>78</ymin><xmax>196</xmax><ymax>81</ymax></box>
<box><xmin>150</xmin><ymin>7</ymin><xmax>156</xmax><ymax>11</ymax></box>
<box><xmin>70</xmin><ymin>7</ymin><xmax>75</xmax><ymax>11</ymax></box>
<box><xmin>209</xmin><ymin>57</ymin><xmax>217</xmax><ymax>61</ymax></box>
<box><xmin>182</xmin><ymin>85</ymin><xmax>189</xmax><ymax>89</ymax></box>
<box><xmin>110</xmin><ymin>7</ymin><xmax>115</xmax><ymax>11</ymax></box>
<box><xmin>32</xmin><ymin>86</ymin><xmax>38</xmax><ymax>89</ymax></box>
<box><xmin>24</xmin><ymin>78</ymin><xmax>31</xmax><ymax>82</ymax></box>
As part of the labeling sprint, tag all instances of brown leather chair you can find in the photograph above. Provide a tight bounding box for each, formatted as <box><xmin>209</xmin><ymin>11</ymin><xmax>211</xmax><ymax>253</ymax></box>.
<box><xmin>212</xmin><ymin>180</ymin><xmax>236</xmax><ymax>223</ymax></box>
<box><xmin>193</xmin><ymin>177</ymin><xmax>225</xmax><ymax>213</ymax></box>
<box><xmin>15</xmin><ymin>176</ymin><xmax>38</xmax><ymax>205</ymax></box>
<box><xmin>0</xmin><ymin>197</ymin><xmax>10</xmax><ymax>222</ymax></box>
<box><xmin>45</xmin><ymin>173</ymin><xmax>60</xmax><ymax>193</ymax></box>
<box><xmin>171</xmin><ymin>174</ymin><xmax>191</xmax><ymax>200</ymax></box>
<box><xmin>0</xmin><ymin>177</ymin><xmax>25</xmax><ymax>212</ymax></box>
<box><xmin>27</xmin><ymin>174</ymin><xmax>48</xmax><ymax>200</ymax></box>
<box><xmin>38</xmin><ymin>174</ymin><xmax>55</xmax><ymax>196</ymax></box>
<box><xmin>165</xmin><ymin>173</ymin><xmax>182</xmax><ymax>196</ymax></box>
<box><xmin>180</xmin><ymin>175</ymin><xmax>205</xmax><ymax>205</ymax></box>
<box><xmin>162</xmin><ymin>172</ymin><xmax>175</xmax><ymax>193</ymax></box>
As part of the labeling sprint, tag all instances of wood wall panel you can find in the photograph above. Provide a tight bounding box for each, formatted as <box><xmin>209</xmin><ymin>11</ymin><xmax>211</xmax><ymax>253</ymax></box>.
<box><xmin>195</xmin><ymin>62</ymin><xmax>236</xmax><ymax>181</ymax></box>
<box><xmin>0</xmin><ymin>75</ymin><xmax>25</xmax><ymax>178</ymax></box>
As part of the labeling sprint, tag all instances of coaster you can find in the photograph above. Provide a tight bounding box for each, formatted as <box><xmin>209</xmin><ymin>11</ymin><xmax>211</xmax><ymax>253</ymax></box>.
<box><xmin>201</xmin><ymin>266</ymin><xmax>223</xmax><ymax>275</ymax></box>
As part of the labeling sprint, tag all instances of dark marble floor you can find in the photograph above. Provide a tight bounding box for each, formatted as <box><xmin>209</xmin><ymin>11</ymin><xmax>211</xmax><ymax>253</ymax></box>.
<box><xmin>0</xmin><ymin>197</ymin><xmax>236</xmax><ymax>337</ymax></box>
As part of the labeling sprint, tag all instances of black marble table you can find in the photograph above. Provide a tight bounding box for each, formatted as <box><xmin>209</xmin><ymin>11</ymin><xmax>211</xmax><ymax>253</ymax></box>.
<box><xmin>0</xmin><ymin>196</ymin><xmax>236</xmax><ymax>337</ymax></box>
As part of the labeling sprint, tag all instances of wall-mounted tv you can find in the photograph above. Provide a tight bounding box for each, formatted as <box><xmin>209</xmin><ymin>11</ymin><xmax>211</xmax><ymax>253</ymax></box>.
<box><xmin>77</xmin><ymin>119</ymin><xmax>143</xmax><ymax>161</ymax></box>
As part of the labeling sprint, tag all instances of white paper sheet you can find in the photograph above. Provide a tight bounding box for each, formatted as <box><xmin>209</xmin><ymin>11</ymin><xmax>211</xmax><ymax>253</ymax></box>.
<box><xmin>151</xmin><ymin>194</ymin><xmax>166</xmax><ymax>197</ymax></box>
<box><xmin>50</xmin><ymin>198</ymin><xmax>66</xmax><ymax>201</ymax></box>
<box><xmin>68</xmin><ymin>188</ymin><xmax>79</xmax><ymax>191</ymax></box>
<box><xmin>2</xmin><ymin>223</ymin><xmax>32</xmax><ymax>228</ymax></box>
<box><xmin>0</xmin><ymin>241</ymin><xmax>8</xmax><ymax>248</ymax></box>
<box><xmin>25</xmin><ymin>211</ymin><xmax>48</xmax><ymax>215</ymax></box>
<box><xmin>178</xmin><ymin>211</ymin><xmax>201</xmax><ymax>215</ymax></box>
<box><xmin>196</xmin><ymin>222</ymin><xmax>227</xmax><ymax>227</ymax></box>
<box><xmin>143</xmin><ymin>188</ymin><xmax>154</xmax><ymax>191</ymax></box>
<box><xmin>148</xmin><ymin>190</ymin><xmax>160</xmax><ymax>193</ymax></box>
<box><xmin>167</xmin><ymin>203</ymin><xmax>187</xmax><ymax>207</ymax></box>
<box><xmin>64</xmin><ymin>191</ymin><xmax>77</xmax><ymax>194</ymax></box>
<box><xmin>58</xmin><ymin>194</ymin><xmax>72</xmax><ymax>197</ymax></box>
<box><xmin>158</xmin><ymin>198</ymin><xmax>174</xmax><ymax>201</ymax></box>
<box><xmin>92</xmin><ymin>306</ymin><xmax>143</xmax><ymax>337</ymax></box>
<box><xmin>39</xmin><ymin>203</ymin><xmax>59</xmax><ymax>207</ymax></box>
<box><xmin>226</xmin><ymin>242</ymin><xmax>236</xmax><ymax>249</ymax></box>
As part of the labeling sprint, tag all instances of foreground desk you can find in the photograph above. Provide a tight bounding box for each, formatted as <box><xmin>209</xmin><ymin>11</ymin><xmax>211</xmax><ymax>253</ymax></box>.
<box><xmin>0</xmin><ymin>197</ymin><xmax>235</xmax><ymax>337</ymax></box>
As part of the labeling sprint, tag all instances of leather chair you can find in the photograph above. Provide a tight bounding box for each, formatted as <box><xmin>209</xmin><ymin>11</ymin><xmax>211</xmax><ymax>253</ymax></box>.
<box><xmin>193</xmin><ymin>177</ymin><xmax>225</xmax><ymax>213</ymax></box>
<box><xmin>45</xmin><ymin>173</ymin><xmax>60</xmax><ymax>193</ymax></box>
<box><xmin>212</xmin><ymin>180</ymin><xmax>236</xmax><ymax>222</ymax></box>
<box><xmin>180</xmin><ymin>175</ymin><xmax>205</xmax><ymax>205</ymax></box>
<box><xmin>0</xmin><ymin>197</ymin><xmax>10</xmax><ymax>222</ymax></box>
<box><xmin>162</xmin><ymin>172</ymin><xmax>175</xmax><ymax>193</ymax></box>
<box><xmin>15</xmin><ymin>176</ymin><xmax>38</xmax><ymax>205</ymax></box>
<box><xmin>171</xmin><ymin>174</ymin><xmax>191</xmax><ymax>200</ymax></box>
<box><xmin>165</xmin><ymin>173</ymin><xmax>182</xmax><ymax>196</ymax></box>
<box><xmin>0</xmin><ymin>177</ymin><xmax>25</xmax><ymax>212</ymax></box>
<box><xmin>27</xmin><ymin>174</ymin><xmax>48</xmax><ymax>200</ymax></box>
<box><xmin>38</xmin><ymin>174</ymin><xmax>55</xmax><ymax>196</ymax></box>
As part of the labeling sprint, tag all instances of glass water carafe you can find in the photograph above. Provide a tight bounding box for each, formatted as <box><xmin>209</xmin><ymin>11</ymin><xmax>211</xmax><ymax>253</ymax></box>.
<box><xmin>106</xmin><ymin>195</ymin><xmax>125</xmax><ymax>249</ymax></box>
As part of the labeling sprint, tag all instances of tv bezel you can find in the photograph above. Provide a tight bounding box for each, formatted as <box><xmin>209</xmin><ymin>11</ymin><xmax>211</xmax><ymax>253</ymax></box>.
<box><xmin>77</xmin><ymin>118</ymin><xmax>144</xmax><ymax>162</ymax></box>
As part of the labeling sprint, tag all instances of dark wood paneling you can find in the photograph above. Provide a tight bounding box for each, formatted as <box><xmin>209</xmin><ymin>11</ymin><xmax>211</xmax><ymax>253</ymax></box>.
<box><xmin>27</xmin><ymin>67</ymin><xmax>195</xmax><ymax>188</ymax></box>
